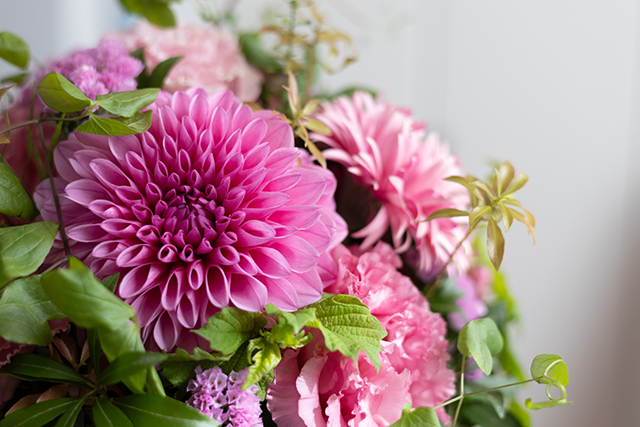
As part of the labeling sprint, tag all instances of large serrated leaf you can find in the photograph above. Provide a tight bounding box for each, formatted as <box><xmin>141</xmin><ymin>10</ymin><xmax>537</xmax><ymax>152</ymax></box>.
<box><xmin>193</xmin><ymin>307</ymin><xmax>266</xmax><ymax>355</ymax></box>
<box><xmin>389</xmin><ymin>406</ymin><xmax>440</xmax><ymax>427</ymax></box>
<box><xmin>0</xmin><ymin>222</ymin><xmax>57</xmax><ymax>286</ymax></box>
<box><xmin>244</xmin><ymin>337</ymin><xmax>281</xmax><ymax>391</ymax></box>
<box><xmin>0</xmin><ymin>275</ymin><xmax>64</xmax><ymax>345</ymax></box>
<box><xmin>309</xmin><ymin>294</ymin><xmax>387</xmax><ymax>371</ymax></box>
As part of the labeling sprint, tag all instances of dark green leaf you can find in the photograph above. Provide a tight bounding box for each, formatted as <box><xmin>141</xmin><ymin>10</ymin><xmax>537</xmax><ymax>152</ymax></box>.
<box><xmin>0</xmin><ymin>353</ymin><xmax>94</xmax><ymax>388</ymax></box>
<box><xmin>87</xmin><ymin>328</ymin><xmax>102</xmax><ymax>375</ymax></box>
<box><xmin>389</xmin><ymin>406</ymin><xmax>440</xmax><ymax>427</ymax></box>
<box><xmin>194</xmin><ymin>307</ymin><xmax>266</xmax><ymax>355</ymax></box>
<box><xmin>96</xmin><ymin>322</ymin><xmax>146</xmax><ymax>394</ymax></box>
<box><xmin>143</xmin><ymin>3</ymin><xmax>176</xmax><ymax>27</ymax></box>
<box><xmin>120</xmin><ymin>0</ymin><xmax>143</xmax><ymax>14</ymax></box>
<box><xmin>487</xmin><ymin>217</ymin><xmax>505</xmax><ymax>271</ymax></box>
<box><xmin>244</xmin><ymin>337</ymin><xmax>281</xmax><ymax>390</ymax></box>
<box><xmin>426</xmin><ymin>208</ymin><xmax>469</xmax><ymax>221</ymax></box>
<box><xmin>148</xmin><ymin>56</ymin><xmax>182</xmax><ymax>88</ymax></box>
<box><xmin>95</xmin><ymin>88</ymin><xmax>159</xmax><ymax>117</ymax></box>
<box><xmin>40</xmin><ymin>257</ymin><xmax>135</xmax><ymax>330</ymax></box>
<box><xmin>103</xmin><ymin>273</ymin><xmax>120</xmax><ymax>293</ymax></box>
<box><xmin>113</xmin><ymin>395</ymin><xmax>220</xmax><ymax>427</ymax></box>
<box><xmin>240</xmin><ymin>33</ymin><xmax>281</xmax><ymax>74</ymax></box>
<box><xmin>457</xmin><ymin>318</ymin><xmax>504</xmax><ymax>375</ymax></box>
<box><xmin>53</xmin><ymin>395</ymin><xmax>88</xmax><ymax>427</ymax></box>
<box><xmin>0</xmin><ymin>275</ymin><xmax>64</xmax><ymax>346</ymax></box>
<box><xmin>0</xmin><ymin>222</ymin><xmax>57</xmax><ymax>286</ymax></box>
<box><xmin>93</xmin><ymin>398</ymin><xmax>134</xmax><ymax>427</ymax></box>
<box><xmin>38</xmin><ymin>72</ymin><xmax>91</xmax><ymax>113</ymax></box>
<box><xmin>76</xmin><ymin>111</ymin><xmax>152</xmax><ymax>136</ymax></box>
<box><xmin>0</xmin><ymin>32</ymin><xmax>30</xmax><ymax>69</ymax></box>
<box><xmin>308</xmin><ymin>294</ymin><xmax>387</xmax><ymax>371</ymax></box>
<box><xmin>0</xmin><ymin>157</ymin><xmax>37</xmax><ymax>220</ymax></box>
<box><xmin>466</xmin><ymin>391</ymin><xmax>506</xmax><ymax>419</ymax></box>
<box><xmin>0</xmin><ymin>397</ymin><xmax>76</xmax><ymax>427</ymax></box>
<box><xmin>100</xmin><ymin>352</ymin><xmax>167</xmax><ymax>386</ymax></box>
<box><xmin>217</xmin><ymin>340</ymin><xmax>252</xmax><ymax>375</ymax></box>
<box><xmin>460</xmin><ymin>400</ymin><xmax>520</xmax><ymax>427</ymax></box>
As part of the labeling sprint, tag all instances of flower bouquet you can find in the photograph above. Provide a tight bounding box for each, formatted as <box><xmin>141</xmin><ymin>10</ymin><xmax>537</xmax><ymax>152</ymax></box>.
<box><xmin>0</xmin><ymin>1</ymin><xmax>570</xmax><ymax>426</ymax></box>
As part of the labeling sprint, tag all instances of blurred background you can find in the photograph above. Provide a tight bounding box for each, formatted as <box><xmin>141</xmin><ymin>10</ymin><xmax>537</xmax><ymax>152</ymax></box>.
<box><xmin>2</xmin><ymin>0</ymin><xmax>639</xmax><ymax>425</ymax></box>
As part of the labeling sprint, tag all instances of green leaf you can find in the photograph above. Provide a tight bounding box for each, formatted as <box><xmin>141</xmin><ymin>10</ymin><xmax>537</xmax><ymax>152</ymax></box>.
<box><xmin>41</xmin><ymin>257</ymin><xmax>135</xmax><ymax>330</ymax></box>
<box><xmin>498</xmin><ymin>341</ymin><xmax>526</xmax><ymax>382</ymax></box>
<box><xmin>502</xmin><ymin>173</ymin><xmax>528</xmax><ymax>196</ymax></box>
<box><xmin>100</xmin><ymin>352</ymin><xmax>168</xmax><ymax>386</ymax></box>
<box><xmin>160</xmin><ymin>349</ymin><xmax>220</xmax><ymax>387</ymax></box>
<box><xmin>530</xmin><ymin>354</ymin><xmax>569</xmax><ymax>387</ymax></box>
<box><xmin>96</xmin><ymin>322</ymin><xmax>146</xmax><ymax>394</ymax></box>
<box><xmin>38</xmin><ymin>72</ymin><xmax>91</xmax><ymax>113</ymax></box>
<box><xmin>0</xmin><ymin>32</ymin><xmax>30</xmax><ymax>69</ymax></box>
<box><xmin>93</xmin><ymin>398</ymin><xmax>134</xmax><ymax>427</ymax></box>
<box><xmin>240</xmin><ymin>33</ymin><xmax>281</xmax><ymax>74</ymax></box>
<box><xmin>244</xmin><ymin>337</ymin><xmax>281</xmax><ymax>390</ymax></box>
<box><xmin>445</xmin><ymin>175</ymin><xmax>475</xmax><ymax>190</ymax></box>
<box><xmin>0</xmin><ymin>222</ymin><xmax>57</xmax><ymax>286</ymax></box>
<box><xmin>308</xmin><ymin>294</ymin><xmax>387</xmax><ymax>371</ymax></box>
<box><xmin>76</xmin><ymin>111</ymin><xmax>152</xmax><ymax>136</ymax></box>
<box><xmin>0</xmin><ymin>275</ymin><xmax>64</xmax><ymax>345</ymax></box>
<box><xmin>469</xmin><ymin>205</ymin><xmax>491</xmax><ymax>227</ymax></box>
<box><xmin>0</xmin><ymin>84</ymin><xmax>15</xmax><ymax>103</ymax></box>
<box><xmin>194</xmin><ymin>307</ymin><xmax>267</xmax><ymax>355</ymax></box>
<box><xmin>466</xmin><ymin>391</ymin><xmax>506</xmax><ymax>420</ymax></box>
<box><xmin>524</xmin><ymin>398</ymin><xmax>572</xmax><ymax>410</ymax></box>
<box><xmin>388</xmin><ymin>406</ymin><xmax>440</xmax><ymax>427</ymax></box>
<box><xmin>218</xmin><ymin>340</ymin><xmax>252</xmax><ymax>375</ymax></box>
<box><xmin>87</xmin><ymin>328</ymin><xmax>102</xmax><ymax>375</ymax></box>
<box><xmin>53</xmin><ymin>395</ymin><xmax>88</xmax><ymax>427</ymax></box>
<box><xmin>426</xmin><ymin>208</ymin><xmax>469</xmax><ymax>221</ymax></box>
<box><xmin>143</xmin><ymin>3</ymin><xmax>176</xmax><ymax>27</ymax></box>
<box><xmin>460</xmin><ymin>400</ymin><xmax>521</xmax><ymax>427</ymax></box>
<box><xmin>426</xmin><ymin>276</ymin><xmax>464</xmax><ymax>314</ymax></box>
<box><xmin>0</xmin><ymin>157</ymin><xmax>37</xmax><ymax>220</ymax></box>
<box><xmin>0</xmin><ymin>397</ymin><xmax>76</xmax><ymax>427</ymax></box>
<box><xmin>267</xmin><ymin>304</ymin><xmax>316</xmax><ymax>347</ymax></box>
<box><xmin>0</xmin><ymin>353</ymin><xmax>94</xmax><ymax>388</ymax></box>
<box><xmin>1</xmin><ymin>72</ymin><xmax>28</xmax><ymax>85</ymax></box>
<box><xmin>487</xmin><ymin>217</ymin><xmax>505</xmax><ymax>270</ymax></box>
<box><xmin>498</xmin><ymin>202</ymin><xmax>514</xmax><ymax>232</ymax></box>
<box><xmin>496</xmin><ymin>162</ymin><xmax>515</xmax><ymax>195</ymax></box>
<box><xmin>103</xmin><ymin>273</ymin><xmax>120</xmax><ymax>293</ymax></box>
<box><xmin>95</xmin><ymin>88</ymin><xmax>159</xmax><ymax>117</ymax></box>
<box><xmin>113</xmin><ymin>395</ymin><xmax>220</xmax><ymax>427</ymax></box>
<box><xmin>509</xmin><ymin>402</ymin><xmax>531</xmax><ymax>427</ymax></box>
<box><xmin>148</xmin><ymin>56</ymin><xmax>183</xmax><ymax>88</ymax></box>
<box><xmin>457</xmin><ymin>318</ymin><xmax>504</xmax><ymax>375</ymax></box>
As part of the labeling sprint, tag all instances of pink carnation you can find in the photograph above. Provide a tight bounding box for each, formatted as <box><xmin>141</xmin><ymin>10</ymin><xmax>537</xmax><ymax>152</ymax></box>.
<box><xmin>35</xmin><ymin>89</ymin><xmax>343</xmax><ymax>351</ymax></box>
<box><xmin>267</xmin><ymin>243</ymin><xmax>455</xmax><ymax>426</ymax></box>
<box><xmin>107</xmin><ymin>22</ymin><xmax>263</xmax><ymax>102</ymax></box>
<box><xmin>312</xmin><ymin>92</ymin><xmax>471</xmax><ymax>276</ymax></box>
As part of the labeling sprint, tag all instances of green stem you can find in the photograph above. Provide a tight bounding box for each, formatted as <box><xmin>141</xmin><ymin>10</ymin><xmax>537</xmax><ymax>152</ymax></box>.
<box><xmin>451</xmin><ymin>354</ymin><xmax>466</xmax><ymax>427</ymax></box>
<box><xmin>435</xmin><ymin>377</ymin><xmax>542</xmax><ymax>409</ymax></box>
<box><xmin>425</xmin><ymin>221</ymin><xmax>477</xmax><ymax>299</ymax></box>
<box><xmin>0</xmin><ymin>113</ymin><xmax>89</xmax><ymax>135</ymax></box>
<box><xmin>38</xmin><ymin>122</ymin><xmax>70</xmax><ymax>257</ymax></box>
<box><xmin>49</xmin><ymin>113</ymin><xmax>65</xmax><ymax>165</ymax></box>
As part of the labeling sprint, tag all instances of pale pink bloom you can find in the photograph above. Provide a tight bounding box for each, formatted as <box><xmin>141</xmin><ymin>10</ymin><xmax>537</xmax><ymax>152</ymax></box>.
<box><xmin>107</xmin><ymin>22</ymin><xmax>263</xmax><ymax>102</ymax></box>
<box><xmin>35</xmin><ymin>89</ymin><xmax>343</xmax><ymax>351</ymax></box>
<box><xmin>448</xmin><ymin>266</ymin><xmax>492</xmax><ymax>331</ymax></box>
<box><xmin>267</xmin><ymin>243</ymin><xmax>455</xmax><ymax>425</ymax></box>
<box><xmin>312</xmin><ymin>92</ymin><xmax>471</xmax><ymax>276</ymax></box>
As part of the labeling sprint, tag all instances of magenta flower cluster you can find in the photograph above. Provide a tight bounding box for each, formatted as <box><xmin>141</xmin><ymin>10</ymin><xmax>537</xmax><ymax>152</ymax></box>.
<box><xmin>42</xmin><ymin>39</ymin><xmax>143</xmax><ymax>100</ymax></box>
<box><xmin>187</xmin><ymin>366</ymin><xmax>262</xmax><ymax>426</ymax></box>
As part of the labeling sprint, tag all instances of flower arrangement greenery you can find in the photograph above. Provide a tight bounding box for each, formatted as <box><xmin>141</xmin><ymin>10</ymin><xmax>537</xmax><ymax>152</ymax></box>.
<box><xmin>0</xmin><ymin>1</ymin><xmax>570</xmax><ymax>426</ymax></box>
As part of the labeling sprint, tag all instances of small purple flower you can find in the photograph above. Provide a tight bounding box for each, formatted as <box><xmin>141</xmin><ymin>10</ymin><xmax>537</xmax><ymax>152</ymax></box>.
<box><xmin>448</xmin><ymin>273</ymin><xmax>489</xmax><ymax>331</ymax></box>
<box><xmin>42</xmin><ymin>39</ymin><xmax>143</xmax><ymax>100</ymax></box>
<box><xmin>187</xmin><ymin>366</ymin><xmax>262</xmax><ymax>427</ymax></box>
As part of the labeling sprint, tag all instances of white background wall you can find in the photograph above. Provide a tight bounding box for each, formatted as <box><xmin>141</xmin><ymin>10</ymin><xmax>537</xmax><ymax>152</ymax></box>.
<box><xmin>2</xmin><ymin>1</ymin><xmax>640</xmax><ymax>425</ymax></box>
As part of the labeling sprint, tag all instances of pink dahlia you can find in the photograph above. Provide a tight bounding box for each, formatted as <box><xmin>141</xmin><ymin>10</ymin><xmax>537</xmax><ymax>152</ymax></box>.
<box><xmin>107</xmin><ymin>22</ymin><xmax>263</xmax><ymax>102</ymax></box>
<box><xmin>41</xmin><ymin>39</ymin><xmax>143</xmax><ymax>100</ymax></box>
<box><xmin>35</xmin><ymin>89</ymin><xmax>342</xmax><ymax>351</ymax></box>
<box><xmin>312</xmin><ymin>92</ymin><xmax>471</xmax><ymax>276</ymax></box>
<box><xmin>267</xmin><ymin>243</ymin><xmax>455</xmax><ymax>426</ymax></box>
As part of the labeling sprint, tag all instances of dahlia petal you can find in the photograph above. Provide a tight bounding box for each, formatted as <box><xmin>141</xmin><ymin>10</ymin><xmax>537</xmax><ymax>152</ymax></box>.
<box><xmin>118</xmin><ymin>263</ymin><xmax>166</xmax><ymax>298</ymax></box>
<box><xmin>263</xmin><ymin>172</ymin><xmax>301</xmax><ymax>192</ymax></box>
<box><xmin>288</xmin><ymin>271</ymin><xmax>323</xmax><ymax>306</ymax></box>
<box><xmin>67</xmin><ymin>223</ymin><xmax>108</xmax><ymax>243</ymax></box>
<box><xmin>205</xmin><ymin>265</ymin><xmax>229</xmax><ymax>307</ymax></box>
<box><xmin>93</xmin><ymin>240</ymin><xmax>128</xmax><ymax>259</ymax></box>
<box><xmin>153</xmin><ymin>312</ymin><xmax>179</xmax><ymax>351</ymax></box>
<box><xmin>161</xmin><ymin>267</ymin><xmax>184</xmax><ymax>311</ymax></box>
<box><xmin>270</xmin><ymin>237</ymin><xmax>318</xmax><ymax>273</ymax></box>
<box><xmin>249</xmin><ymin>246</ymin><xmax>291</xmax><ymax>278</ymax></box>
<box><xmin>116</xmin><ymin>243</ymin><xmax>156</xmax><ymax>267</ymax></box>
<box><xmin>284</xmin><ymin>168</ymin><xmax>326</xmax><ymax>206</ymax></box>
<box><xmin>262</xmin><ymin>276</ymin><xmax>299</xmax><ymax>312</ymax></box>
<box><xmin>209</xmin><ymin>107</ymin><xmax>229</xmax><ymax>143</ymax></box>
<box><xmin>131</xmin><ymin>288</ymin><xmax>164</xmax><ymax>328</ymax></box>
<box><xmin>236</xmin><ymin>220</ymin><xmax>276</xmax><ymax>247</ymax></box>
<box><xmin>88</xmin><ymin>199</ymin><xmax>129</xmax><ymax>219</ymax></box>
<box><xmin>187</xmin><ymin>260</ymin><xmax>204</xmax><ymax>290</ymax></box>
<box><xmin>177</xmin><ymin>294</ymin><xmax>198</xmax><ymax>329</ymax></box>
<box><xmin>269</xmin><ymin>206</ymin><xmax>321</xmax><ymax>230</ymax></box>
<box><xmin>65</xmin><ymin>179</ymin><xmax>110</xmax><ymax>206</ymax></box>
<box><xmin>229</xmin><ymin>274</ymin><xmax>267</xmax><ymax>311</ymax></box>
<box><xmin>90</xmin><ymin>158</ymin><xmax>133</xmax><ymax>191</ymax></box>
